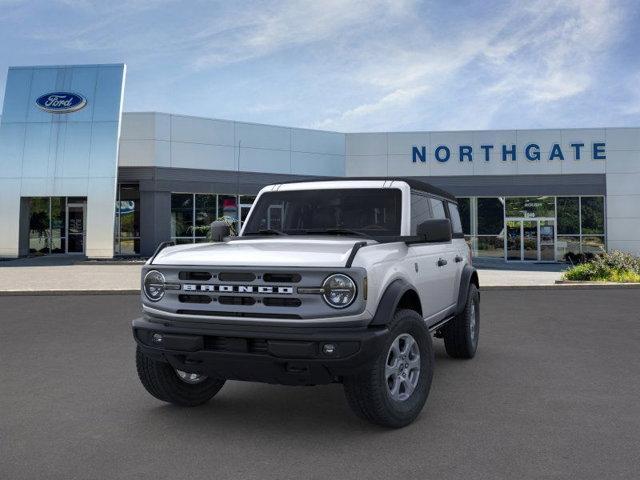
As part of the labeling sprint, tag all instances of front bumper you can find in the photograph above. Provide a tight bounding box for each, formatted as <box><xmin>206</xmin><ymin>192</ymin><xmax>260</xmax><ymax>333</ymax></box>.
<box><xmin>132</xmin><ymin>317</ymin><xmax>390</xmax><ymax>386</ymax></box>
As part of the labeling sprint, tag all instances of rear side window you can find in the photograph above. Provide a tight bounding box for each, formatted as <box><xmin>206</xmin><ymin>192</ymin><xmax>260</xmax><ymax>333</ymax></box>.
<box><xmin>448</xmin><ymin>202</ymin><xmax>463</xmax><ymax>234</ymax></box>
<box><xmin>429</xmin><ymin>198</ymin><xmax>447</xmax><ymax>219</ymax></box>
<box><xmin>410</xmin><ymin>193</ymin><xmax>432</xmax><ymax>235</ymax></box>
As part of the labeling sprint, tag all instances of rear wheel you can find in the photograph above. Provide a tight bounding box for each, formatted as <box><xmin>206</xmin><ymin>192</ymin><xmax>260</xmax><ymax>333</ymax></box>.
<box><xmin>136</xmin><ymin>347</ymin><xmax>226</xmax><ymax>406</ymax></box>
<box><xmin>443</xmin><ymin>283</ymin><xmax>479</xmax><ymax>359</ymax></box>
<box><xmin>343</xmin><ymin>309</ymin><xmax>434</xmax><ymax>428</ymax></box>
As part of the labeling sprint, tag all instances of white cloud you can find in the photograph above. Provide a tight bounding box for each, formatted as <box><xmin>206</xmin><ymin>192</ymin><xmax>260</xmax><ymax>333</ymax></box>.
<box><xmin>314</xmin><ymin>0</ymin><xmax>625</xmax><ymax>130</ymax></box>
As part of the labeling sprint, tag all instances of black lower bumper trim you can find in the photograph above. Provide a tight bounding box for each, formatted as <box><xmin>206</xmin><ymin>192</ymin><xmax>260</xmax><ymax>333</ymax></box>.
<box><xmin>132</xmin><ymin>317</ymin><xmax>389</xmax><ymax>386</ymax></box>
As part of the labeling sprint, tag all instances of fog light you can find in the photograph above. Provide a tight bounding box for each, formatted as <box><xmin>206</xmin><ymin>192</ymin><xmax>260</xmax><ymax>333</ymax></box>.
<box><xmin>322</xmin><ymin>343</ymin><xmax>336</xmax><ymax>355</ymax></box>
<box><xmin>152</xmin><ymin>333</ymin><xmax>163</xmax><ymax>344</ymax></box>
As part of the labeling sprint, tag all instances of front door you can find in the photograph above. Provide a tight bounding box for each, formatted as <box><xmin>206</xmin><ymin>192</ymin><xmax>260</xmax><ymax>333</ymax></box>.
<box><xmin>66</xmin><ymin>203</ymin><xmax>86</xmax><ymax>254</ymax></box>
<box><xmin>505</xmin><ymin>219</ymin><xmax>556</xmax><ymax>261</ymax></box>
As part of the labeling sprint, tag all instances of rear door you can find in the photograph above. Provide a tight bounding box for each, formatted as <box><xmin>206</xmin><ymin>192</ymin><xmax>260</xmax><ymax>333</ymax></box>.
<box><xmin>428</xmin><ymin>197</ymin><xmax>458</xmax><ymax>311</ymax></box>
<box><xmin>446</xmin><ymin>201</ymin><xmax>467</xmax><ymax>305</ymax></box>
<box><xmin>407</xmin><ymin>193</ymin><xmax>455</xmax><ymax>322</ymax></box>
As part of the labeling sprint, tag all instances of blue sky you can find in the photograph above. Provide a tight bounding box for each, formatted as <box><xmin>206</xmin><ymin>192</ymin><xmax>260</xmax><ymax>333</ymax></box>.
<box><xmin>1</xmin><ymin>0</ymin><xmax>639</xmax><ymax>132</ymax></box>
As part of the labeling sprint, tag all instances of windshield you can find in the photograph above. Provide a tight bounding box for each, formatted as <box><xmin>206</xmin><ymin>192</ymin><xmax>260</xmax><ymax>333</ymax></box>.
<box><xmin>242</xmin><ymin>188</ymin><xmax>402</xmax><ymax>237</ymax></box>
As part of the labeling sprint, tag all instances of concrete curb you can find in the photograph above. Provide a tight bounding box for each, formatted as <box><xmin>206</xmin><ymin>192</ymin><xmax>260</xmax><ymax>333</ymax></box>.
<box><xmin>2</xmin><ymin>283</ymin><xmax>640</xmax><ymax>295</ymax></box>
<box><xmin>484</xmin><ymin>283</ymin><xmax>640</xmax><ymax>290</ymax></box>
<box><xmin>0</xmin><ymin>289</ymin><xmax>140</xmax><ymax>296</ymax></box>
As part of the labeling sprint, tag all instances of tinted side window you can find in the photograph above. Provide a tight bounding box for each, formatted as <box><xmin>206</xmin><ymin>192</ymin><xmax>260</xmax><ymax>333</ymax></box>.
<box><xmin>430</xmin><ymin>198</ymin><xmax>447</xmax><ymax>220</ymax></box>
<box><xmin>448</xmin><ymin>202</ymin><xmax>463</xmax><ymax>234</ymax></box>
<box><xmin>410</xmin><ymin>193</ymin><xmax>432</xmax><ymax>234</ymax></box>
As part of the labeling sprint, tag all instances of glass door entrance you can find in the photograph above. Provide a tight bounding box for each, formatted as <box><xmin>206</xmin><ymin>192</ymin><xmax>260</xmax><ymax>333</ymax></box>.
<box><xmin>505</xmin><ymin>218</ymin><xmax>555</xmax><ymax>261</ymax></box>
<box><xmin>66</xmin><ymin>203</ymin><xmax>86</xmax><ymax>254</ymax></box>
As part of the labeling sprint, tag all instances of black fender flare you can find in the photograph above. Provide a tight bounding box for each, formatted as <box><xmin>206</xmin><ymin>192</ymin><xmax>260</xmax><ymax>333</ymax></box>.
<box><xmin>455</xmin><ymin>264</ymin><xmax>480</xmax><ymax>316</ymax></box>
<box><xmin>370</xmin><ymin>278</ymin><xmax>420</xmax><ymax>326</ymax></box>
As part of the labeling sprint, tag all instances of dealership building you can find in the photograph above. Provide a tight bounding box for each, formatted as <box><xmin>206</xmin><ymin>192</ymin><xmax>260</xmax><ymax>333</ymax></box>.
<box><xmin>1</xmin><ymin>63</ymin><xmax>639</xmax><ymax>261</ymax></box>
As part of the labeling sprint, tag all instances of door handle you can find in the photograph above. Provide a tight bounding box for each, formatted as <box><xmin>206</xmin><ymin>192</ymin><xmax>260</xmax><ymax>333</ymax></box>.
<box><xmin>455</xmin><ymin>255</ymin><xmax>463</xmax><ymax>263</ymax></box>
<box><xmin>437</xmin><ymin>258</ymin><xmax>448</xmax><ymax>267</ymax></box>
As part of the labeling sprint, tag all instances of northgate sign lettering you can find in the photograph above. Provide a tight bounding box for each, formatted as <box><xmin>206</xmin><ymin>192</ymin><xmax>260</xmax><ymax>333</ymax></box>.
<box><xmin>411</xmin><ymin>142</ymin><xmax>606</xmax><ymax>163</ymax></box>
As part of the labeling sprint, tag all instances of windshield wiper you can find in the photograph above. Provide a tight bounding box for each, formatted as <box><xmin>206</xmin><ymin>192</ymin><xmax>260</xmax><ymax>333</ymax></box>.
<box><xmin>244</xmin><ymin>229</ymin><xmax>288</xmax><ymax>236</ymax></box>
<box><xmin>303</xmin><ymin>228</ymin><xmax>372</xmax><ymax>239</ymax></box>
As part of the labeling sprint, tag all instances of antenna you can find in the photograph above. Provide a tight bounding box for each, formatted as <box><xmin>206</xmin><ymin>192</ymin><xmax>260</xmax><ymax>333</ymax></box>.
<box><xmin>236</xmin><ymin>139</ymin><xmax>241</xmax><ymax>193</ymax></box>
<box><xmin>236</xmin><ymin>139</ymin><xmax>241</xmax><ymax>230</ymax></box>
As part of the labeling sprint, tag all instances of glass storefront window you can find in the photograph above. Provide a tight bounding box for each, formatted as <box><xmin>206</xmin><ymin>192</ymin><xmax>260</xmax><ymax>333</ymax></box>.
<box><xmin>170</xmin><ymin>193</ymin><xmax>256</xmax><ymax>243</ymax></box>
<box><xmin>114</xmin><ymin>184</ymin><xmax>141</xmax><ymax>255</ymax></box>
<box><xmin>194</xmin><ymin>194</ymin><xmax>217</xmax><ymax>240</ymax></box>
<box><xmin>457</xmin><ymin>198</ymin><xmax>471</xmax><ymax>235</ymax></box>
<box><xmin>171</xmin><ymin>193</ymin><xmax>194</xmax><ymax>239</ymax></box>
<box><xmin>29</xmin><ymin>198</ymin><xmax>50</xmax><ymax>254</ymax></box>
<box><xmin>476</xmin><ymin>235</ymin><xmax>504</xmax><ymax>258</ymax></box>
<box><xmin>27</xmin><ymin>196</ymin><xmax>85</xmax><ymax>255</ymax></box>
<box><xmin>582</xmin><ymin>236</ymin><xmax>606</xmax><ymax>254</ymax></box>
<box><xmin>505</xmin><ymin>196</ymin><xmax>555</xmax><ymax>218</ymax></box>
<box><xmin>477</xmin><ymin>198</ymin><xmax>504</xmax><ymax>235</ymax></box>
<box><xmin>557</xmin><ymin>236</ymin><xmax>581</xmax><ymax>259</ymax></box>
<box><xmin>581</xmin><ymin>197</ymin><xmax>605</xmax><ymax>234</ymax></box>
<box><xmin>557</xmin><ymin>197</ymin><xmax>579</xmax><ymax>234</ymax></box>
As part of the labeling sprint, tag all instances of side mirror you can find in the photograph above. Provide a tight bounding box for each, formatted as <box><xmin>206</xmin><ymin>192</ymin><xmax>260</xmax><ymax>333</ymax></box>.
<box><xmin>209</xmin><ymin>221</ymin><xmax>231</xmax><ymax>242</ymax></box>
<box><xmin>416</xmin><ymin>218</ymin><xmax>452</xmax><ymax>243</ymax></box>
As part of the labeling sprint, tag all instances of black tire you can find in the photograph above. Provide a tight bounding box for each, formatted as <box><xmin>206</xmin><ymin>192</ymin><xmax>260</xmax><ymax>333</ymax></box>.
<box><xmin>443</xmin><ymin>283</ymin><xmax>479</xmax><ymax>359</ymax></box>
<box><xmin>343</xmin><ymin>309</ymin><xmax>434</xmax><ymax>428</ymax></box>
<box><xmin>136</xmin><ymin>346</ymin><xmax>226</xmax><ymax>406</ymax></box>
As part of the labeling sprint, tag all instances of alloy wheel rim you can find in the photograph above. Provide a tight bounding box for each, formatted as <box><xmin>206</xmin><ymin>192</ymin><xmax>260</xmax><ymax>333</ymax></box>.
<box><xmin>175</xmin><ymin>369</ymin><xmax>208</xmax><ymax>384</ymax></box>
<box><xmin>469</xmin><ymin>303</ymin><xmax>477</xmax><ymax>342</ymax></box>
<box><xmin>385</xmin><ymin>333</ymin><xmax>421</xmax><ymax>402</ymax></box>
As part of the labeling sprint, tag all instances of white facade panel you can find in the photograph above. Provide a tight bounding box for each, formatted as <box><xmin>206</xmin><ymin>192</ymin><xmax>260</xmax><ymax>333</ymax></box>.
<box><xmin>120</xmin><ymin>113</ymin><xmax>157</xmax><ymax>140</ymax></box>
<box><xmin>170</xmin><ymin>142</ymin><xmax>235</xmax><ymax>170</ymax></box>
<box><xmin>606</xmin><ymin>173</ymin><xmax>640</xmax><ymax>196</ymax></box>
<box><xmin>606</xmin><ymin>128</ymin><xmax>640</xmax><ymax>151</ymax></box>
<box><xmin>119</xmin><ymin>139</ymin><xmax>160</xmax><ymax>167</ymax></box>
<box><xmin>605</xmin><ymin>150</ymin><xmax>640</xmax><ymax>173</ymax></box>
<box><xmin>291</xmin><ymin>152</ymin><xmax>344</xmax><ymax>176</ymax></box>
<box><xmin>346</xmin><ymin>133</ymin><xmax>388</xmax><ymax>156</ymax></box>
<box><xmin>291</xmin><ymin>128</ymin><xmax>344</xmax><ymax>155</ymax></box>
<box><xmin>171</xmin><ymin>115</ymin><xmax>235</xmax><ymax>146</ymax></box>
<box><xmin>236</xmin><ymin>122</ymin><xmax>290</xmax><ymax>150</ymax></box>
<box><xmin>346</xmin><ymin>154</ymin><xmax>387</xmax><ymax>176</ymax></box>
<box><xmin>238</xmin><ymin>146</ymin><xmax>290</xmax><ymax>174</ymax></box>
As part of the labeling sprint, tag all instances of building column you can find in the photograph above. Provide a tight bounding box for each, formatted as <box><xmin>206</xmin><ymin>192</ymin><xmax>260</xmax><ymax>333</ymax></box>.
<box><xmin>139</xmin><ymin>189</ymin><xmax>172</xmax><ymax>257</ymax></box>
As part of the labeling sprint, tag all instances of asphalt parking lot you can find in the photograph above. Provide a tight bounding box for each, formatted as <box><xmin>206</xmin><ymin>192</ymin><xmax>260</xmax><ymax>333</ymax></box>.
<box><xmin>2</xmin><ymin>289</ymin><xmax>639</xmax><ymax>480</ymax></box>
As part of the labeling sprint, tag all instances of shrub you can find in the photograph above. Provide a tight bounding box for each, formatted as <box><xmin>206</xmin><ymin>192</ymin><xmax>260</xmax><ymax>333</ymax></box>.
<box><xmin>563</xmin><ymin>250</ymin><xmax>640</xmax><ymax>282</ymax></box>
<box><xmin>563</xmin><ymin>252</ymin><xmax>595</xmax><ymax>265</ymax></box>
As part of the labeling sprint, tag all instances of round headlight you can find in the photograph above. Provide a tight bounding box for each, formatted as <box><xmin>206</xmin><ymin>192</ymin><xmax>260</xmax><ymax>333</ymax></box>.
<box><xmin>143</xmin><ymin>270</ymin><xmax>166</xmax><ymax>302</ymax></box>
<box><xmin>322</xmin><ymin>274</ymin><xmax>357</xmax><ymax>308</ymax></box>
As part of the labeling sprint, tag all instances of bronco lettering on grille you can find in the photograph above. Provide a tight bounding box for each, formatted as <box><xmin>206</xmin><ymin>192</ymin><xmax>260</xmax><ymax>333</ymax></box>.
<box><xmin>182</xmin><ymin>284</ymin><xmax>294</xmax><ymax>294</ymax></box>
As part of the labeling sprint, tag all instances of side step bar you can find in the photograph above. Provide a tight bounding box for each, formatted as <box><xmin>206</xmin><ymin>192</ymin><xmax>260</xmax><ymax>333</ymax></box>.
<box><xmin>428</xmin><ymin>315</ymin><xmax>455</xmax><ymax>334</ymax></box>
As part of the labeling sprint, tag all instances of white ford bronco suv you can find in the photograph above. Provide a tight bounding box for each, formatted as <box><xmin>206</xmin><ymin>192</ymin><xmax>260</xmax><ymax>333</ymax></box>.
<box><xmin>133</xmin><ymin>178</ymin><xmax>480</xmax><ymax>427</ymax></box>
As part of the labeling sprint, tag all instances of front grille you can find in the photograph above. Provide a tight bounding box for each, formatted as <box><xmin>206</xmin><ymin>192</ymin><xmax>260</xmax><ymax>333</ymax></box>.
<box><xmin>179</xmin><ymin>294</ymin><xmax>212</xmax><ymax>304</ymax></box>
<box><xmin>263</xmin><ymin>273</ymin><xmax>301</xmax><ymax>283</ymax></box>
<box><xmin>219</xmin><ymin>272</ymin><xmax>256</xmax><ymax>282</ymax></box>
<box><xmin>219</xmin><ymin>296</ymin><xmax>256</xmax><ymax>306</ymax></box>
<box><xmin>179</xmin><ymin>271</ymin><xmax>212</xmax><ymax>281</ymax></box>
<box><xmin>263</xmin><ymin>297</ymin><xmax>302</xmax><ymax>307</ymax></box>
<box><xmin>152</xmin><ymin>266</ymin><xmax>366</xmax><ymax>321</ymax></box>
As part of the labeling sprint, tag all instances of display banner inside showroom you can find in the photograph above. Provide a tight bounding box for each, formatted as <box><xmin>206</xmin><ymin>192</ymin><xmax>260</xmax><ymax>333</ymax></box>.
<box><xmin>1</xmin><ymin>63</ymin><xmax>639</xmax><ymax>261</ymax></box>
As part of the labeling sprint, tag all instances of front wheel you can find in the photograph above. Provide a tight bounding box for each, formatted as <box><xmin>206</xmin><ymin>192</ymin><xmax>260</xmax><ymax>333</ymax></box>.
<box><xmin>136</xmin><ymin>347</ymin><xmax>226</xmax><ymax>406</ymax></box>
<box><xmin>343</xmin><ymin>309</ymin><xmax>434</xmax><ymax>428</ymax></box>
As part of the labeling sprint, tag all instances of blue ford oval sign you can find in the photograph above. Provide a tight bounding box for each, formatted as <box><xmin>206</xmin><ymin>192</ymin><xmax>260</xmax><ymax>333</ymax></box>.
<box><xmin>35</xmin><ymin>92</ymin><xmax>87</xmax><ymax>114</ymax></box>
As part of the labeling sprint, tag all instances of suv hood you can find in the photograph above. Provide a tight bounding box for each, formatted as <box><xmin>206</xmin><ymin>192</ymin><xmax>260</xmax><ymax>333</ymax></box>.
<box><xmin>151</xmin><ymin>237</ymin><xmax>375</xmax><ymax>268</ymax></box>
